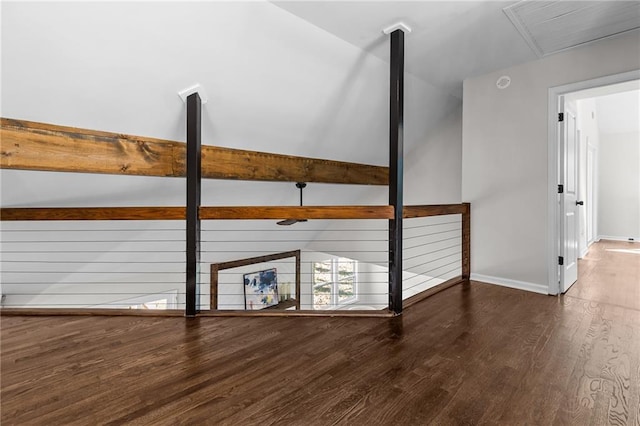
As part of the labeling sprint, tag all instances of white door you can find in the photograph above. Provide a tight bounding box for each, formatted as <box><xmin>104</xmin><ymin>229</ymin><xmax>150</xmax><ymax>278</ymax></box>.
<box><xmin>560</xmin><ymin>99</ymin><xmax>579</xmax><ymax>293</ymax></box>
<box><xmin>587</xmin><ymin>145</ymin><xmax>596</xmax><ymax>245</ymax></box>
<box><xmin>577</xmin><ymin>130</ymin><xmax>588</xmax><ymax>258</ymax></box>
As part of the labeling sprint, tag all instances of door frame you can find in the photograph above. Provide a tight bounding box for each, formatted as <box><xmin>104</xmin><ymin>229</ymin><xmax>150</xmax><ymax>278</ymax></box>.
<box><xmin>547</xmin><ymin>69</ymin><xmax>640</xmax><ymax>295</ymax></box>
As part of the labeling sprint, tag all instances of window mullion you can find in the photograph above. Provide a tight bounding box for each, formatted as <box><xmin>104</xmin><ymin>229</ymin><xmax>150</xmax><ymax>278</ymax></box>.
<box><xmin>331</xmin><ymin>259</ymin><xmax>338</xmax><ymax>307</ymax></box>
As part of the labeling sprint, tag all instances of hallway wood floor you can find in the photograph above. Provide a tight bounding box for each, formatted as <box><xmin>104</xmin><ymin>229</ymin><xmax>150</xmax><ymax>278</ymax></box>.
<box><xmin>2</xmin><ymin>240</ymin><xmax>639</xmax><ymax>425</ymax></box>
<box><xmin>569</xmin><ymin>239</ymin><xmax>640</xmax><ymax>311</ymax></box>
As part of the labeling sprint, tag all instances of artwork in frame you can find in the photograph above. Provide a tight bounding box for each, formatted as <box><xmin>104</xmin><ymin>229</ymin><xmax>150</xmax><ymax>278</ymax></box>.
<box><xmin>243</xmin><ymin>268</ymin><xmax>279</xmax><ymax>310</ymax></box>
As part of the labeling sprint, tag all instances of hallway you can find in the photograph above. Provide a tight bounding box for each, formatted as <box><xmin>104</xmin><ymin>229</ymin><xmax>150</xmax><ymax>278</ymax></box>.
<box><xmin>568</xmin><ymin>239</ymin><xmax>640</xmax><ymax>311</ymax></box>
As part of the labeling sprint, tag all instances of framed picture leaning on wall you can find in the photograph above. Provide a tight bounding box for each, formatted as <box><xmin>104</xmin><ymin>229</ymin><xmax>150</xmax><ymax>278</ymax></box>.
<box><xmin>243</xmin><ymin>268</ymin><xmax>279</xmax><ymax>310</ymax></box>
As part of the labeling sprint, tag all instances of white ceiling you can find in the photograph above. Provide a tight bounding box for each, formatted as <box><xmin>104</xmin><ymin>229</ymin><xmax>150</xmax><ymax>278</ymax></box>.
<box><xmin>274</xmin><ymin>1</ymin><xmax>534</xmax><ymax>98</ymax></box>
<box><xmin>2</xmin><ymin>1</ymin><xmax>637</xmax><ymax>209</ymax></box>
<box><xmin>273</xmin><ymin>1</ymin><xmax>640</xmax><ymax>98</ymax></box>
<box><xmin>504</xmin><ymin>1</ymin><xmax>640</xmax><ymax>57</ymax></box>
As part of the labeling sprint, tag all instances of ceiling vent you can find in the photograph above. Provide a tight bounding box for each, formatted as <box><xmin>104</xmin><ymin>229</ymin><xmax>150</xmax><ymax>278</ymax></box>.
<box><xmin>504</xmin><ymin>1</ymin><xmax>640</xmax><ymax>57</ymax></box>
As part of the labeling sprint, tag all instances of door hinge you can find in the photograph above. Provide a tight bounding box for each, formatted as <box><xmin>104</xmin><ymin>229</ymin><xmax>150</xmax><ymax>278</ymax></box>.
<box><xmin>558</xmin><ymin>184</ymin><xmax>564</xmax><ymax>194</ymax></box>
<box><xmin>558</xmin><ymin>112</ymin><xmax>564</xmax><ymax>122</ymax></box>
<box><xmin>558</xmin><ymin>256</ymin><xmax>564</xmax><ymax>266</ymax></box>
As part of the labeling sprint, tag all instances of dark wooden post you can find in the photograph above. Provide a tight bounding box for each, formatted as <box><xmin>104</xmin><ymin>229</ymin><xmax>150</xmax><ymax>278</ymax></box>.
<box><xmin>210</xmin><ymin>264</ymin><xmax>219</xmax><ymax>310</ymax></box>
<box><xmin>462</xmin><ymin>202</ymin><xmax>471</xmax><ymax>281</ymax></box>
<box><xmin>389</xmin><ymin>29</ymin><xmax>405</xmax><ymax>315</ymax></box>
<box><xmin>186</xmin><ymin>93</ymin><xmax>202</xmax><ymax>317</ymax></box>
<box><xmin>295</xmin><ymin>250</ymin><xmax>301</xmax><ymax>310</ymax></box>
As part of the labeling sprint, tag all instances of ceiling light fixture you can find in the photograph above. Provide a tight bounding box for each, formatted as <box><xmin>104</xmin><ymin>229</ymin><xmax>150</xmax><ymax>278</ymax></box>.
<box><xmin>496</xmin><ymin>75</ymin><xmax>511</xmax><ymax>89</ymax></box>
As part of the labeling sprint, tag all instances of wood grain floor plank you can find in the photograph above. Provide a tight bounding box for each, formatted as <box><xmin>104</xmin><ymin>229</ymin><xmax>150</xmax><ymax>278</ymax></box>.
<box><xmin>2</xmin><ymin>241</ymin><xmax>639</xmax><ymax>425</ymax></box>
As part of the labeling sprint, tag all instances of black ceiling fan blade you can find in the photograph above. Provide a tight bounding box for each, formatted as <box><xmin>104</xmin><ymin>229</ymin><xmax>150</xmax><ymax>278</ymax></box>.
<box><xmin>277</xmin><ymin>182</ymin><xmax>308</xmax><ymax>226</ymax></box>
<box><xmin>276</xmin><ymin>218</ymin><xmax>308</xmax><ymax>226</ymax></box>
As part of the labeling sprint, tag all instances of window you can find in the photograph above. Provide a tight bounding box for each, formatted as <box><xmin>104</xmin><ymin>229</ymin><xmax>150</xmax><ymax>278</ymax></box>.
<box><xmin>128</xmin><ymin>298</ymin><xmax>168</xmax><ymax>310</ymax></box>
<box><xmin>313</xmin><ymin>257</ymin><xmax>357</xmax><ymax>309</ymax></box>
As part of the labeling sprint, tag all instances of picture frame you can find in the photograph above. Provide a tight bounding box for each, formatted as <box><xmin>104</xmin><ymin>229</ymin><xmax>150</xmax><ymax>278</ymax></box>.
<box><xmin>243</xmin><ymin>268</ymin><xmax>279</xmax><ymax>310</ymax></box>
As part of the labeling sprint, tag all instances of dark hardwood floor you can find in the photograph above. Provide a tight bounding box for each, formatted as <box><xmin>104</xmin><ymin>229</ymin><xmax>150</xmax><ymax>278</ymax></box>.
<box><xmin>2</xmin><ymin>240</ymin><xmax>639</xmax><ymax>425</ymax></box>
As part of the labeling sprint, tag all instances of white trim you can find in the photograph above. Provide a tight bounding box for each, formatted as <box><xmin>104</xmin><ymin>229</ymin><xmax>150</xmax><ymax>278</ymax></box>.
<box><xmin>587</xmin><ymin>143</ymin><xmax>598</xmax><ymax>246</ymax></box>
<box><xmin>597</xmin><ymin>235</ymin><xmax>640</xmax><ymax>243</ymax></box>
<box><xmin>548</xmin><ymin>89</ymin><xmax>560</xmax><ymax>295</ymax></box>
<box><xmin>576</xmin><ymin>127</ymin><xmax>587</xmax><ymax>259</ymax></box>
<box><xmin>177</xmin><ymin>83</ymin><xmax>208</xmax><ymax>104</ymax></box>
<box><xmin>471</xmin><ymin>274</ymin><xmax>549</xmax><ymax>295</ymax></box>
<box><xmin>547</xmin><ymin>69</ymin><xmax>640</xmax><ymax>296</ymax></box>
<box><xmin>382</xmin><ymin>22</ymin><xmax>412</xmax><ymax>35</ymax></box>
<box><xmin>503</xmin><ymin>4</ymin><xmax>544</xmax><ymax>58</ymax></box>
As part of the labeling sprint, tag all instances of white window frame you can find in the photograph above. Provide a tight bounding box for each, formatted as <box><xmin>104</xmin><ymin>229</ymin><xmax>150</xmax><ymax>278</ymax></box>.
<box><xmin>312</xmin><ymin>258</ymin><xmax>357</xmax><ymax>309</ymax></box>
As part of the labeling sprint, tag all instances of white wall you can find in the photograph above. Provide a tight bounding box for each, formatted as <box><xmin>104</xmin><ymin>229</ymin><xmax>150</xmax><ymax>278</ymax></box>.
<box><xmin>1</xmin><ymin>1</ymin><xmax>461</xmax><ymax>209</ymax></box>
<box><xmin>462</xmin><ymin>30</ymin><xmax>640</xmax><ymax>292</ymax></box>
<box><xmin>405</xmin><ymin>105</ymin><xmax>463</xmax><ymax>204</ymax></box>
<box><xmin>216</xmin><ymin>258</ymin><xmax>296</xmax><ymax>311</ymax></box>
<box><xmin>299</xmin><ymin>250</ymin><xmax>388</xmax><ymax>310</ymax></box>
<box><xmin>598</xmin><ymin>131</ymin><xmax>640</xmax><ymax>241</ymax></box>
<box><xmin>302</xmin><ymin>223</ymin><xmax>388</xmax><ymax>309</ymax></box>
<box><xmin>0</xmin><ymin>2</ymin><xmax>462</xmax><ymax>307</ymax></box>
<box><xmin>1</xmin><ymin>1</ymin><xmax>386</xmax><ymax>209</ymax></box>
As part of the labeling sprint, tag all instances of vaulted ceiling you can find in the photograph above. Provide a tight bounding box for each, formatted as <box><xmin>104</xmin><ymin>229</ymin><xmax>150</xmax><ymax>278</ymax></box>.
<box><xmin>1</xmin><ymin>1</ymin><xmax>638</xmax><ymax>209</ymax></box>
<box><xmin>274</xmin><ymin>1</ymin><xmax>533</xmax><ymax>99</ymax></box>
<box><xmin>274</xmin><ymin>1</ymin><xmax>640</xmax><ymax>98</ymax></box>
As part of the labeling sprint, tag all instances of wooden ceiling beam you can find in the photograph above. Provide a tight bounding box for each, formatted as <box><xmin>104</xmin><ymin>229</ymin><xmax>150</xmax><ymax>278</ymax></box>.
<box><xmin>0</xmin><ymin>205</ymin><xmax>393</xmax><ymax>221</ymax></box>
<box><xmin>0</xmin><ymin>118</ymin><xmax>389</xmax><ymax>185</ymax></box>
<box><xmin>199</xmin><ymin>205</ymin><xmax>394</xmax><ymax>220</ymax></box>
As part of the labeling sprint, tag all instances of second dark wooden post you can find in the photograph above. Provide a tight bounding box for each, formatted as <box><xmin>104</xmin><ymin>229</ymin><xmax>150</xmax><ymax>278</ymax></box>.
<box><xmin>186</xmin><ymin>93</ymin><xmax>202</xmax><ymax>317</ymax></box>
<box><xmin>462</xmin><ymin>202</ymin><xmax>471</xmax><ymax>281</ymax></box>
<box><xmin>388</xmin><ymin>29</ymin><xmax>405</xmax><ymax>315</ymax></box>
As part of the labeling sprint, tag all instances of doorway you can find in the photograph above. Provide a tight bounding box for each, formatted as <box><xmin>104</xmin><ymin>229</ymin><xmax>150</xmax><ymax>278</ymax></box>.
<box><xmin>548</xmin><ymin>70</ymin><xmax>640</xmax><ymax>295</ymax></box>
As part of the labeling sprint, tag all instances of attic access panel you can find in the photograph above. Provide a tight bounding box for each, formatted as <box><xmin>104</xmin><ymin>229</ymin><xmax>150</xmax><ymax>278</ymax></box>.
<box><xmin>504</xmin><ymin>1</ymin><xmax>640</xmax><ymax>57</ymax></box>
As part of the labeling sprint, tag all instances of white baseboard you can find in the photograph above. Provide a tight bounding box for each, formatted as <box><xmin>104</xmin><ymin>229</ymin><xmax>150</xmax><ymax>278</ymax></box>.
<box><xmin>470</xmin><ymin>273</ymin><xmax>549</xmax><ymax>295</ymax></box>
<box><xmin>597</xmin><ymin>235</ymin><xmax>639</xmax><ymax>243</ymax></box>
